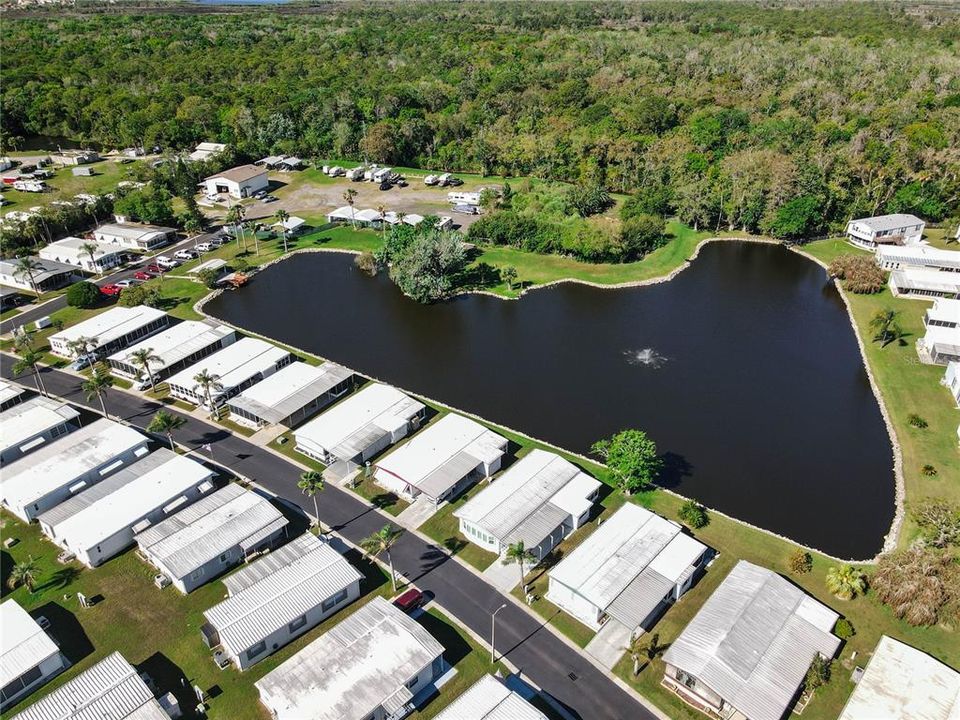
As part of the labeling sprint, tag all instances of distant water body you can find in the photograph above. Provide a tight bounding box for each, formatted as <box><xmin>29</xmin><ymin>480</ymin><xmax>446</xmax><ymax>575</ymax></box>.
<box><xmin>206</xmin><ymin>241</ymin><xmax>895</xmax><ymax>559</ymax></box>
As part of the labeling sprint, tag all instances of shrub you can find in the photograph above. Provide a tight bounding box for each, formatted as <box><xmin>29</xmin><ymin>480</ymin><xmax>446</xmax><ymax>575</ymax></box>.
<box><xmin>196</xmin><ymin>268</ymin><xmax>221</xmax><ymax>289</ymax></box>
<box><xmin>788</xmin><ymin>548</ymin><xmax>813</xmax><ymax>574</ymax></box>
<box><xmin>565</xmin><ymin>182</ymin><xmax>612</xmax><ymax>217</ymax></box>
<box><xmin>467</xmin><ymin>211</ymin><xmax>543</xmax><ymax>250</ymax></box>
<box><xmin>908</xmin><ymin>414</ymin><xmax>928</xmax><ymax>429</ymax></box>
<box><xmin>804</xmin><ymin>655</ymin><xmax>831</xmax><ymax>691</ymax></box>
<box><xmin>678</xmin><ymin>499</ymin><xmax>709</xmax><ymax>529</ymax></box>
<box><xmin>65</xmin><ymin>281</ymin><xmax>101</xmax><ymax>308</ymax></box>
<box><xmin>922</xmin><ymin>464</ymin><xmax>938</xmax><ymax>477</ymax></box>
<box><xmin>827</xmin><ymin>254</ymin><xmax>885</xmax><ymax>294</ymax></box>
<box><xmin>354</xmin><ymin>252</ymin><xmax>377</xmax><ymax>276</ymax></box>
<box><xmin>620</xmin><ymin>214</ymin><xmax>667</xmax><ymax>261</ymax></box>
<box><xmin>912</xmin><ymin>499</ymin><xmax>960</xmax><ymax>548</ymax></box>
<box><xmin>872</xmin><ymin>547</ymin><xmax>957</xmax><ymax>626</ymax></box>
<box><xmin>118</xmin><ymin>283</ymin><xmax>161</xmax><ymax>308</ymax></box>
<box><xmin>834</xmin><ymin>618</ymin><xmax>855</xmax><ymax>639</ymax></box>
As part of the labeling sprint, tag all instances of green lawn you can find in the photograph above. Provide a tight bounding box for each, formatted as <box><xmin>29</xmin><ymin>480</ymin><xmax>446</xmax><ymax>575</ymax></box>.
<box><xmin>1</xmin><ymin>159</ymin><xmax>136</xmax><ymax>211</ymax></box>
<box><xmin>418</xmin><ymin>489</ymin><xmax>498</xmax><ymax>572</ymax></box>
<box><xmin>269</xmin><ymin>432</ymin><xmax>326</xmax><ymax>473</ymax></box>
<box><xmin>348</xmin><ymin>472</ymin><xmax>411</xmax><ymax>517</ymax></box>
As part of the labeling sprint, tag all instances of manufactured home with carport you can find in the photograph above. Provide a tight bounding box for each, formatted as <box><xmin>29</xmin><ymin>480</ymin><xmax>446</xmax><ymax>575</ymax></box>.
<box><xmin>38</xmin><ymin>237</ymin><xmax>123</xmax><ymax>273</ymax></box>
<box><xmin>889</xmin><ymin>267</ymin><xmax>960</xmax><ymax>299</ymax></box>
<box><xmin>454</xmin><ymin>449</ymin><xmax>600</xmax><ymax>562</ymax></box>
<box><xmin>1</xmin><ymin>418</ymin><xmax>149</xmax><ymax>522</ymax></box>
<box><xmin>9</xmin><ymin>652</ymin><xmax>167</xmax><ymax>720</ymax></box>
<box><xmin>48</xmin><ymin>305</ymin><xmax>168</xmax><ymax>359</ymax></box>
<box><xmin>0</xmin><ymin>381</ymin><xmax>25</xmax><ymax>412</ymax></box>
<box><xmin>203</xmin><ymin>533</ymin><xmax>363</xmax><ymax>670</ymax></box>
<box><xmin>547</xmin><ymin>502</ymin><xmax>709</xmax><ymax>634</ymax></box>
<box><xmin>94</xmin><ymin>222</ymin><xmax>176</xmax><ymax>251</ymax></box>
<box><xmin>255</xmin><ymin>596</ymin><xmax>445</xmax><ymax>720</ymax></box>
<box><xmin>0</xmin><ymin>397</ymin><xmax>79</xmax><ymax>466</ymax></box>
<box><xmin>107</xmin><ymin>320</ymin><xmax>236</xmax><ymax>383</ymax></box>
<box><xmin>876</xmin><ymin>244</ymin><xmax>960</xmax><ymax>273</ymax></box>
<box><xmin>136</xmin><ymin>483</ymin><xmax>288</xmax><ymax>593</ymax></box>
<box><xmin>294</xmin><ymin>382</ymin><xmax>425</xmax><ymax>475</ymax></box>
<box><xmin>0</xmin><ymin>600</ymin><xmax>66</xmax><ymax>710</ymax></box>
<box><xmin>226</xmin><ymin>361</ymin><xmax>353</xmax><ymax>428</ymax></box>
<box><xmin>661</xmin><ymin>560</ymin><xmax>841</xmax><ymax>720</ymax></box>
<box><xmin>166</xmin><ymin>337</ymin><xmax>292</xmax><ymax>408</ymax></box>
<box><xmin>37</xmin><ymin>449</ymin><xmax>215</xmax><ymax>568</ymax></box>
<box><xmin>433</xmin><ymin>674</ymin><xmax>548</xmax><ymax>720</ymax></box>
<box><xmin>0</xmin><ymin>257</ymin><xmax>75</xmax><ymax>293</ymax></box>
<box><xmin>375</xmin><ymin>413</ymin><xmax>508</xmax><ymax>505</ymax></box>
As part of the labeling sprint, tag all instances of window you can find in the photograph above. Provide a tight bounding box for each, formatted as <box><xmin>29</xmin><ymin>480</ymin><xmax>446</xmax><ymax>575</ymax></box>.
<box><xmin>321</xmin><ymin>588</ymin><xmax>349</xmax><ymax>612</ymax></box>
<box><xmin>676</xmin><ymin>669</ymin><xmax>697</xmax><ymax>690</ymax></box>
<box><xmin>405</xmin><ymin>675</ymin><xmax>419</xmax><ymax>690</ymax></box>
<box><xmin>288</xmin><ymin>615</ymin><xmax>307</xmax><ymax>633</ymax></box>
<box><xmin>190</xmin><ymin>568</ymin><xmax>204</xmax><ymax>581</ymax></box>
<box><xmin>246</xmin><ymin>641</ymin><xmax>267</xmax><ymax>660</ymax></box>
<box><xmin>219</xmin><ymin>553</ymin><xmax>230</xmax><ymax>565</ymax></box>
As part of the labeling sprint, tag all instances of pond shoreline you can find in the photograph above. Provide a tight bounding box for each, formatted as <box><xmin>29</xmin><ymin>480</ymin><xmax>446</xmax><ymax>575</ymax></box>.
<box><xmin>196</xmin><ymin>236</ymin><xmax>902</xmax><ymax>563</ymax></box>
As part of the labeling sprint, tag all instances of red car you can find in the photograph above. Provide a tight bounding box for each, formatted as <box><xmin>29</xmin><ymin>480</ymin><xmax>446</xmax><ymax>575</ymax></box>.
<box><xmin>393</xmin><ymin>588</ymin><xmax>425</xmax><ymax>614</ymax></box>
<box><xmin>100</xmin><ymin>284</ymin><xmax>122</xmax><ymax>296</ymax></box>
<box><xmin>133</xmin><ymin>270</ymin><xmax>155</xmax><ymax>281</ymax></box>
<box><xmin>144</xmin><ymin>264</ymin><xmax>163</xmax><ymax>274</ymax></box>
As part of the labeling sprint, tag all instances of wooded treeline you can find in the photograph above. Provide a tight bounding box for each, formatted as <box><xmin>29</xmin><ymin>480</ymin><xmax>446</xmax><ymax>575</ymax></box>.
<box><xmin>2</xmin><ymin>1</ymin><xmax>959</xmax><ymax>236</ymax></box>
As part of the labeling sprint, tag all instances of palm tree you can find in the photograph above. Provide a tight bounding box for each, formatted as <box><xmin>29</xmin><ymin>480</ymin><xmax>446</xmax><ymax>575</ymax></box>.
<box><xmin>13</xmin><ymin>347</ymin><xmax>46</xmax><ymax>396</ymax></box>
<box><xmin>13</xmin><ymin>256</ymin><xmax>44</xmax><ymax>299</ymax></box>
<box><xmin>80</xmin><ymin>241</ymin><xmax>100</xmax><ymax>275</ymax></box>
<box><xmin>65</xmin><ymin>336</ymin><xmax>98</xmax><ymax>366</ymax></box>
<box><xmin>276</xmin><ymin>209</ymin><xmax>290</xmax><ymax>253</ymax></box>
<box><xmin>82</xmin><ymin>365</ymin><xmax>114</xmax><ymax>418</ymax></box>
<box><xmin>298</xmin><ymin>471</ymin><xmax>325</xmax><ymax>531</ymax></box>
<box><xmin>502</xmin><ymin>540</ymin><xmax>536</xmax><ymax>589</ymax></box>
<box><xmin>376</xmin><ymin>204</ymin><xmax>386</xmax><ymax>241</ymax></box>
<box><xmin>502</xmin><ymin>266</ymin><xmax>518</xmax><ymax>291</ymax></box>
<box><xmin>6</xmin><ymin>557</ymin><xmax>39</xmax><ymax>593</ymax></box>
<box><xmin>343</xmin><ymin>187</ymin><xmax>358</xmax><ymax>228</ymax></box>
<box><xmin>826</xmin><ymin>564</ymin><xmax>867</xmax><ymax>600</ymax></box>
<box><xmin>147</xmin><ymin>409</ymin><xmax>187</xmax><ymax>450</ymax></box>
<box><xmin>868</xmin><ymin>308</ymin><xmax>900</xmax><ymax>347</ymax></box>
<box><xmin>396</xmin><ymin>210</ymin><xmax>407</xmax><ymax>227</ymax></box>
<box><xmin>360</xmin><ymin>524</ymin><xmax>404</xmax><ymax>591</ymax></box>
<box><xmin>225</xmin><ymin>205</ymin><xmax>243</xmax><ymax>252</ymax></box>
<box><xmin>127</xmin><ymin>347</ymin><xmax>161</xmax><ymax>392</ymax></box>
<box><xmin>623</xmin><ymin>632</ymin><xmax>667</xmax><ymax>676</ymax></box>
<box><xmin>193</xmin><ymin>369</ymin><xmax>223</xmax><ymax>419</ymax></box>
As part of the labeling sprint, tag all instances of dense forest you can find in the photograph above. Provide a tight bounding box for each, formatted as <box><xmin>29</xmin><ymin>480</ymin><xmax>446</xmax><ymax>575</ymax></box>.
<box><xmin>2</xmin><ymin>1</ymin><xmax>959</xmax><ymax>237</ymax></box>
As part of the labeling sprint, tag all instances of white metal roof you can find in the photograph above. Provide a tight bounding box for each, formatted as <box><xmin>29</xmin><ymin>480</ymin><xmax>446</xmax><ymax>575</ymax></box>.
<box><xmin>38</xmin><ymin>237</ymin><xmax>121</xmax><ymax>262</ymax></box>
<box><xmin>0</xmin><ymin>381</ymin><xmax>25</xmax><ymax>406</ymax></box>
<box><xmin>838</xmin><ymin>635</ymin><xmax>960</xmax><ymax>720</ymax></box>
<box><xmin>226</xmin><ymin>362</ymin><xmax>353</xmax><ymax>424</ymax></box>
<box><xmin>294</xmin><ymin>383</ymin><xmax>424</xmax><ymax>461</ymax></box>
<box><xmin>107</xmin><ymin>320</ymin><xmax>235</xmax><ymax>372</ymax></box>
<box><xmin>205</xmin><ymin>533</ymin><xmax>363</xmax><ymax>653</ymax></box>
<box><xmin>1</xmin><ymin>418</ymin><xmax>148</xmax><ymax>514</ymax></box>
<box><xmin>0</xmin><ymin>600</ymin><xmax>60</xmax><ymax>689</ymax></box>
<box><xmin>0</xmin><ymin>257</ymin><xmax>75</xmax><ymax>285</ymax></box>
<box><xmin>50</xmin><ymin>306</ymin><xmax>167</xmax><ymax>350</ymax></box>
<box><xmin>549</xmin><ymin>502</ymin><xmax>706</xmax><ymax>609</ymax></box>
<box><xmin>878</xmin><ymin>244</ymin><xmax>960</xmax><ymax>270</ymax></box>
<box><xmin>376</xmin><ymin>414</ymin><xmax>507</xmax><ymax>500</ymax></box>
<box><xmin>187</xmin><ymin>258</ymin><xmax>228</xmax><ymax>275</ymax></box>
<box><xmin>272</xmin><ymin>216</ymin><xmax>305</xmax><ymax>231</ymax></box>
<box><xmin>135</xmin><ymin>484</ymin><xmax>287</xmax><ymax>580</ymax></box>
<box><xmin>11</xmin><ymin>651</ymin><xmax>167</xmax><ymax>720</ymax></box>
<box><xmin>892</xmin><ymin>268</ymin><xmax>960</xmax><ymax>294</ymax></box>
<box><xmin>166</xmin><ymin>337</ymin><xmax>290</xmax><ymax>394</ymax></box>
<box><xmin>254</xmin><ymin>596</ymin><xmax>444</xmax><ymax>720</ymax></box>
<box><xmin>0</xmin><ymin>396</ymin><xmax>79</xmax><ymax>457</ymax></box>
<box><xmin>928</xmin><ymin>298</ymin><xmax>960</xmax><ymax>326</ymax></box>
<box><xmin>41</xmin><ymin>449</ymin><xmax>214</xmax><ymax>552</ymax></box>
<box><xmin>94</xmin><ymin>223</ymin><xmax>174</xmax><ymax>242</ymax></box>
<box><xmin>326</xmin><ymin>206</ymin><xmax>358</xmax><ymax>221</ymax></box>
<box><xmin>663</xmin><ymin>560</ymin><xmax>841</xmax><ymax>720</ymax></box>
<box><xmin>454</xmin><ymin>449</ymin><xmax>599</xmax><ymax>545</ymax></box>
<box><xmin>851</xmin><ymin>213</ymin><xmax>925</xmax><ymax>232</ymax></box>
<box><xmin>922</xmin><ymin>324</ymin><xmax>960</xmax><ymax>356</ymax></box>
<box><xmin>434</xmin><ymin>675</ymin><xmax>547</xmax><ymax>720</ymax></box>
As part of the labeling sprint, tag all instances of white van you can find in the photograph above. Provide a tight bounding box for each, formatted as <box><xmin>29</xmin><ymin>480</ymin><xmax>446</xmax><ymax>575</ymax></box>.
<box><xmin>156</xmin><ymin>256</ymin><xmax>179</xmax><ymax>269</ymax></box>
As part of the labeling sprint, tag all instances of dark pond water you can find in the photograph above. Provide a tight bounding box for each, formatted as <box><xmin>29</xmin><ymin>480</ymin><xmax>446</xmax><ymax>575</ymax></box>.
<box><xmin>206</xmin><ymin>242</ymin><xmax>895</xmax><ymax>558</ymax></box>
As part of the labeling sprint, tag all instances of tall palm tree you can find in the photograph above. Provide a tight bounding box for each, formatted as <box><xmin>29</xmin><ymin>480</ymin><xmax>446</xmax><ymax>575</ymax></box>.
<box><xmin>82</xmin><ymin>365</ymin><xmax>114</xmax><ymax>419</ymax></box>
<box><xmin>624</xmin><ymin>633</ymin><xmax>667</xmax><ymax>676</ymax></box>
<box><xmin>376</xmin><ymin>204</ymin><xmax>386</xmax><ymax>241</ymax></box>
<box><xmin>13</xmin><ymin>347</ymin><xmax>46</xmax><ymax>396</ymax></box>
<box><xmin>80</xmin><ymin>241</ymin><xmax>100</xmax><ymax>275</ymax></box>
<box><xmin>193</xmin><ymin>369</ymin><xmax>223</xmax><ymax>419</ymax></box>
<box><xmin>147</xmin><ymin>409</ymin><xmax>187</xmax><ymax>450</ymax></box>
<box><xmin>65</xmin><ymin>336</ymin><xmax>98</xmax><ymax>366</ymax></box>
<box><xmin>13</xmin><ymin>256</ymin><xmax>44</xmax><ymax>299</ymax></box>
<box><xmin>298</xmin><ymin>471</ymin><xmax>325</xmax><ymax>531</ymax></box>
<box><xmin>825</xmin><ymin>564</ymin><xmax>867</xmax><ymax>600</ymax></box>
<box><xmin>360</xmin><ymin>524</ymin><xmax>404</xmax><ymax>591</ymax></box>
<box><xmin>7</xmin><ymin>557</ymin><xmax>39</xmax><ymax>593</ymax></box>
<box><xmin>127</xmin><ymin>347</ymin><xmax>161</xmax><ymax>392</ymax></box>
<box><xmin>868</xmin><ymin>308</ymin><xmax>899</xmax><ymax>346</ymax></box>
<box><xmin>502</xmin><ymin>540</ymin><xmax>536</xmax><ymax>589</ymax></box>
<box><xmin>343</xmin><ymin>187</ymin><xmax>358</xmax><ymax>229</ymax></box>
<box><xmin>225</xmin><ymin>205</ymin><xmax>243</xmax><ymax>252</ymax></box>
<box><xmin>275</xmin><ymin>209</ymin><xmax>290</xmax><ymax>253</ymax></box>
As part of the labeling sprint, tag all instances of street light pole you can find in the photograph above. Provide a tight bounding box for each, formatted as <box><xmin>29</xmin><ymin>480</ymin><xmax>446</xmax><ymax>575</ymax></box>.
<box><xmin>491</xmin><ymin>603</ymin><xmax>507</xmax><ymax>664</ymax></box>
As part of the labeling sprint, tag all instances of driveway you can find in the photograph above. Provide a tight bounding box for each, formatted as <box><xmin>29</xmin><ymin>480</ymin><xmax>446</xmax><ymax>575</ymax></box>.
<box><xmin>0</xmin><ymin>359</ymin><xmax>658</xmax><ymax>720</ymax></box>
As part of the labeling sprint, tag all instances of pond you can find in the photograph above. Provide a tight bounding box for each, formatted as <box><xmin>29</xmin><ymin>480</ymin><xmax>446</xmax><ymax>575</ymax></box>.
<box><xmin>205</xmin><ymin>241</ymin><xmax>895</xmax><ymax>558</ymax></box>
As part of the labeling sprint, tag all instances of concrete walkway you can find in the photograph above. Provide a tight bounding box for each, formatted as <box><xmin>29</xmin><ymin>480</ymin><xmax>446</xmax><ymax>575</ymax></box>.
<box><xmin>482</xmin><ymin>556</ymin><xmax>522</xmax><ymax>593</ymax></box>
<box><xmin>396</xmin><ymin>496</ymin><xmax>440</xmax><ymax>529</ymax></box>
<box><xmin>585</xmin><ymin>619</ymin><xmax>632</xmax><ymax>670</ymax></box>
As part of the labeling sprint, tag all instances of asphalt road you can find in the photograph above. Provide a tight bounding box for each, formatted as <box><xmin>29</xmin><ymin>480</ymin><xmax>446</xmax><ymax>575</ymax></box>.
<box><xmin>0</xmin><ymin>359</ymin><xmax>656</xmax><ymax>720</ymax></box>
<box><xmin>1</xmin><ymin>230</ymin><xmax>222</xmax><ymax>335</ymax></box>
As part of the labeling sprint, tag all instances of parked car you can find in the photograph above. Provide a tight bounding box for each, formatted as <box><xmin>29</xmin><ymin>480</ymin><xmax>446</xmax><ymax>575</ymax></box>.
<box><xmin>119</xmin><ymin>158</ymin><xmax>134</xmax><ymax>165</ymax></box>
<box><xmin>144</xmin><ymin>263</ymin><xmax>163</xmax><ymax>274</ymax></box>
<box><xmin>114</xmin><ymin>279</ymin><xmax>137</xmax><ymax>288</ymax></box>
<box><xmin>447</xmin><ymin>176</ymin><xmax>464</xmax><ymax>186</ymax></box>
<box><xmin>68</xmin><ymin>354</ymin><xmax>94</xmax><ymax>371</ymax></box>
<box><xmin>392</xmin><ymin>588</ymin><xmax>425</xmax><ymax>614</ymax></box>
<box><xmin>174</xmin><ymin>249</ymin><xmax>197</xmax><ymax>261</ymax></box>
<box><xmin>260</xmin><ymin>195</ymin><xmax>277</xmax><ymax>204</ymax></box>
<box><xmin>100</xmin><ymin>284</ymin><xmax>123</xmax><ymax>296</ymax></box>
<box><xmin>253</xmin><ymin>190</ymin><xmax>266</xmax><ymax>198</ymax></box>
<box><xmin>155</xmin><ymin>256</ymin><xmax>179</xmax><ymax>269</ymax></box>
<box><xmin>396</xmin><ymin>179</ymin><xmax>408</xmax><ymax>187</ymax></box>
<box><xmin>133</xmin><ymin>270</ymin><xmax>155</xmax><ymax>280</ymax></box>
<box><xmin>195</xmin><ymin>242</ymin><xmax>215</xmax><ymax>253</ymax></box>
<box><xmin>210</xmin><ymin>235</ymin><xmax>229</xmax><ymax>247</ymax></box>
<box><xmin>378</xmin><ymin>181</ymin><xmax>391</xmax><ymax>191</ymax></box>
<box><xmin>452</xmin><ymin>204</ymin><xmax>480</xmax><ymax>215</ymax></box>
